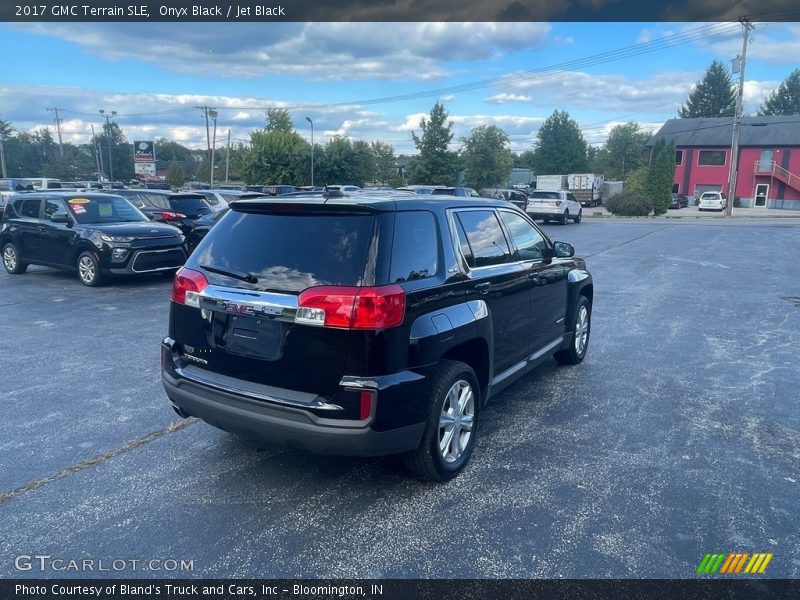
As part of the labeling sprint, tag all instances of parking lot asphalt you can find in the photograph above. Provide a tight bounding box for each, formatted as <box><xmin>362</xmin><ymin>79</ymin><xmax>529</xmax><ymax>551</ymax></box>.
<box><xmin>1</xmin><ymin>218</ymin><xmax>798</xmax><ymax>578</ymax></box>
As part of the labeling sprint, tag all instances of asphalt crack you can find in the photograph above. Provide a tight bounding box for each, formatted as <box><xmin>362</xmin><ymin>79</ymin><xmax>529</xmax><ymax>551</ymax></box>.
<box><xmin>584</xmin><ymin>226</ymin><xmax>670</xmax><ymax>258</ymax></box>
<box><xmin>0</xmin><ymin>417</ymin><xmax>197</xmax><ymax>505</ymax></box>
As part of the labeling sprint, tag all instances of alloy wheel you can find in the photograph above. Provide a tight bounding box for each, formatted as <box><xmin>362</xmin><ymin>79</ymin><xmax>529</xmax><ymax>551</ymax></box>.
<box><xmin>3</xmin><ymin>246</ymin><xmax>17</xmax><ymax>271</ymax></box>
<box><xmin>78</xmin><ymin>256</ymin><xmax>96</xmax><ymax>284</ymax></box>
<box><xmin>438</xmin><ymin>379</ymin><xmax>475</xmax><ymax>464</ymax></box>
<box><xmin>574</xmin><ymin>304</ymin><xmax>590</xmax><ymax>355</ymax></box>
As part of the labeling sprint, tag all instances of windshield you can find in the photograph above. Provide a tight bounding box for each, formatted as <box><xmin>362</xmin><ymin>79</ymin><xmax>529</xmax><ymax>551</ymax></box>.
<box><xmin>701</xmin><ymin>193</ymin><xmax>720</xmax><ymax>199</ymax></box>
<box><xmin>170</xmin><ymin>196</ymin><xmax>209</xmax><ymax>215</ymax></box>
<box><xmin>65</xmin><ymin>195</ymin><xmax>149</xmax><ymax>224</ymax></box>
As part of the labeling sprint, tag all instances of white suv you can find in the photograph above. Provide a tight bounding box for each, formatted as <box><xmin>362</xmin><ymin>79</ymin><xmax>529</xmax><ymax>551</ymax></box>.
<box><xmin>526</xmin><ymin>190</ymin><xmax>583</xmax><ymax>224</ymax></box>
<box><xmin>697</xmin><ymin>191</ymin><xmax>728</xmax><ymax>212</ymax></box>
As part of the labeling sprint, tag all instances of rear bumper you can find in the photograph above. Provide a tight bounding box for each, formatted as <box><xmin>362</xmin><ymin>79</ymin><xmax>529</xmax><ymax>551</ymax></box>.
<box><xmin>526</xmin><ymin>210</ymin><xmax>563</xmax><ymax>220</ymax></box>
<box><xmin>161</xmin><ymin>339</ymin><xmax>426</xmax><ymax>457</ymax></box>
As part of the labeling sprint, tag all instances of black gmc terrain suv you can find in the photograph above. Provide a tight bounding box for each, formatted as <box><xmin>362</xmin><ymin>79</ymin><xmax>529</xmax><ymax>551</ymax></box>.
<box><xmin>162</xmin><ymin>194</ymin><xmax>593</xmax><ymax>480</ymax></box>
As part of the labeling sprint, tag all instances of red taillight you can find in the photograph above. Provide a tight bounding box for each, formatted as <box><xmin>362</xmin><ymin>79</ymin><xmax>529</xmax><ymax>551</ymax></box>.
<box><xmin>160</xmin><ymin>210</ymin><xmax>186</xmax><ymax>222</ymax></box>
<box><xmin>171</xmin><ymin>267</ymin><xmax>208</xmax><ymax>306</ymax></box>
<box><xmin>296</xmin><ymin>285</ymin><xmax>406</xmax><ymax>330</ymax></box>
<box><xmin>359</xmin><ymin>391</ymin><xmax>373</xmax><ymax>420</ymax></box>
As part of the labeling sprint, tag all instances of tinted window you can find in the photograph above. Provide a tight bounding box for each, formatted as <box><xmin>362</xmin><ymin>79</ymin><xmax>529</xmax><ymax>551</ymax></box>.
<box><xmin>698</xmin><ymin>150</ymin><xmax>726</xmax><ymax>166</ymax></box>
<box><xmin>44</xmin><ymin>198</ymin><xmax>68</xmax><ymax>218</ymax></box>
<box><xmin>169</xmin><ymin>196</ymin><xmax>208</xmax><ymax>215</ymax></box>
<box><xmin>46</xmin><ymin>181</ymin><xmax>62</xmax><ymax>189</ymax></box>
<box><xmin>499</xmin><ymin>211</ymin><xmax>548</xmax><ymax>261</ymax></box>
<box><xmin>675</xmin><ymin>150</ymin><xmax>683</xmax><ymax>165</ymax></box>
<box><xmin>567</xmin><ymin>193</ymin><xmax>577</xmax><ymax>202</ymax></box>
<box><xmin>20</xmin><ymin>198</ymin><xmax>42</xmax><ymax>218</ymax></box>
<box><xmin>531</xmin><ymin>191</ymin><xmax>560</xmax><ymax>200</ymax></box>
<box><xmin>390</xmin><ymin>211</ymin><xmax>437</xmax><ymax>282</ymax></box>
<box><xmin>455</xmin><ymin>210</ymin><xmax>511</xmax><ymax>268</ymax></box>
<box><xmin>200</xmin><ymin>192</ymin><xmax>221</xmax><ymax>206</ymax></box>
<box><xmin>191</xmin><ymin>213</ymin><xmax>376</xmax><ymax>292</ymax></box>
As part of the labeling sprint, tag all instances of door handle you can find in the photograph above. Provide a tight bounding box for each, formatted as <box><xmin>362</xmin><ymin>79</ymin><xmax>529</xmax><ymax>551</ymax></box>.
<box><xmin>527</xmin><ymin>271</ymin><xmax>540</xmax><ymax>281</ymax></box>
<box><xmin>475</xmin><ymin>282</ymin><xmax>492</xmax><ymax>294</ymax></box>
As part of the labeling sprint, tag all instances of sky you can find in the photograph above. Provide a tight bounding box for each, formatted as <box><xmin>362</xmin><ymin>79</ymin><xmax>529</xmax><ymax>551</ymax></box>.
<box><xmin>1</xmin><ymin>21</ymin><xmax>798</xmax><ymax>155</ymax></box>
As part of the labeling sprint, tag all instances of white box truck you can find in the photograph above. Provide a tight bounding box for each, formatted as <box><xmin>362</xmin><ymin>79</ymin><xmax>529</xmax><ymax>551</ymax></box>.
<box><xmin>567</xmin><ymin>173</ymin><xmax>604</xmax><ymax>207</ymax></box>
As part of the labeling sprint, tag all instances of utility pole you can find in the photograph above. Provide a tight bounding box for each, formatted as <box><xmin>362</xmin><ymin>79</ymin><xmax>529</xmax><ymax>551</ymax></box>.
<box><xmin>305</xmin><ymin>117</ymin><xmax>314</xmax><ymax>186</ymax></box>
<box><xmin>196</xmin><ymin>106</ymin><xmax>213</xmax><ymax>183</ymax></box>
<box><xmin>726</xmin><ymin>19</ymin><xmax>754</xmax><ymax>217</ymax></box>
<box><xmin>0</xmin><ymin>133</ymin><xmax>7</xmax><ymax>178</ymax></box>
<box><xmin>99</xmin><ymin>109</ymin><xmax>117</xmax><ymax>181</ymax></box>
<box><xmin>225</xmin><ymin>129</ymin><xmax>231</xmax><ymax>183</ymax></box>
<box><xmin>46</xmin><ymin>107</ymin><xmax>65</xmax><ymax>157</ymax></box>
<box><xmin>209</xmin><ymin>109</ymin><xmax>218</xmax><ymax>187</ymax></box>
<box><xmin>91</xmin><ymin>123</ymin><xmax>103</xmax><ymax>179</ymax></box>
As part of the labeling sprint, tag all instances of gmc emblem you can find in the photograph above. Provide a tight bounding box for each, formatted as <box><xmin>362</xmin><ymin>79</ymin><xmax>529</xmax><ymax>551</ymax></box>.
<box><xmin>222</xmin><ymin>301</ymin><xmax>255</xmax><ymax>316</ymax></box>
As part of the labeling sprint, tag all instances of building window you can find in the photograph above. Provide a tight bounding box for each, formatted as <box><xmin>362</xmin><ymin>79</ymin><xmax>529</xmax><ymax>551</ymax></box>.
<box><xmin>675</xmin><ymin>150</ymin><xmax>683</xmax><ymax>166</ymax></box>
<box><xmin>698</xmin><ymin>150</ymin><xmax>726</xmax><ymax>166</ymax></box>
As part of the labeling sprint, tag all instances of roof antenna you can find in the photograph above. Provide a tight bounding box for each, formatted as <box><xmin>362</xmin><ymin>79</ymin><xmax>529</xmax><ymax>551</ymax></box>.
<box><xmin>320</xmin><ymin>169</ymin><xmax>343</xmax><ymax>204</ymax></box>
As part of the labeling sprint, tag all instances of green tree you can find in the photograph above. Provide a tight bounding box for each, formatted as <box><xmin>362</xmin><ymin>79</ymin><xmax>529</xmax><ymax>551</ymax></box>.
<box><xmin>371</xmin><ymin>140</ymin><xmax>401</xmax><ymax>186</ymax></box>
<box><xmin>460</xmin><ymin>125</ymin><xmax>514</xmax><ymax>189</ymax></box>
<box><xmin>531</xmin><ymin>110</ymin><xmax>589</xmax><ymax>174</ymax></box>
<box><xmin>0</xmin><ymin>118</ymin><xmax>13</xmax><ymax>138</ymax></box>
<box><xmin>240</xmin><ymin>128</ymin><xmax>309</xmax><ymax>186</ymax></box>
<box><xmin>155</xmin><ymin>138</ymin><xmax>192</xmax><ymax>162</ymax></box>
<box><xmin>165</xmin><ymin>160</ymin><xmax>185</xmax><ymax>189</ymax></box>
<box><xmin>195</xmin><ymin>156</ymin><xmax>211</xmax><ymax>183</ymax></box>
<box><xmin>625</xmin><ymin>166</ymin><xmax>649</xmax><ymax>195</ymax></box>
<box><xmin>265</xmin><ymin>108</ymin><xmax>293</xmax><ymax>133</ymax></box>
<box><xmin>596</xmin><ymin>123</ymin><xmax>651</xmax><ymax>180</ymax></box>
<box><xmin>645</xmin><ymin>138</ymin><xmax>676</xmax><ymax>215</ymax></box>
<box><xmin>678</xmin><ymin>60</ymin><xmax>736</xmax><ymax>118</ymax></box>
<box><xmin>759</xmin><ymin>68</ymin><xmax>800</xmax><ymax>116</ymax></box>
<box><xmin>316</xmin><ymin>137</ymin><xmax>375</xmax><ymax>187</ymax></box>
<box><xmin>94</xmin><ymin>122</ymin><xmax>134</xmax><ymax>181</ymax></box>
<box><xmin>408</xmin><ymin>102</ymin><xmax>458</xmax><ymax>185</ymax></box>
<box><xmin>514</xmin><ymin>148</ymin><xmax>537</xmax><ymax>170</ymax></box>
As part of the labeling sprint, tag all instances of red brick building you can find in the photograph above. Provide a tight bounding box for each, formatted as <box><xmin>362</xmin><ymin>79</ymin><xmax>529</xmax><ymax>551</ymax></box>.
<box><xmin>648</xmin><ymin>116</ymin><xmax>800</xmax><ymax>210</ymax></box>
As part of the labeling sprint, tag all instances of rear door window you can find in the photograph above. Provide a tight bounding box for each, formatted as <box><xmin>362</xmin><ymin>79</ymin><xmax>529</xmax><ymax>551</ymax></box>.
<box><xmin>190</xmin><ymin>212</ymin><xmax>377</xmax><ymax>292</ymax></box>
<box><xmin>454</xmin><ymin>210</ymin><xmax>512</xmax><ymax>268</ymax></box>
<box><xmin>20</xmin><ymin>198</ymin><xmax>42</xmax><ymax>218</ymax></box>
<box><xmin>390</xmin><ymin>211</ymin><xmax>438</xmax><ymax>282</ymax></box>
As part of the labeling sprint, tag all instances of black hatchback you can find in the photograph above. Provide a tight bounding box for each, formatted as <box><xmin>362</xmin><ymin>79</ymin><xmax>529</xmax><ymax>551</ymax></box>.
<box><xmin>1</xmin><ymin>192</ymin><xmax>186</xmax><ymax>286</ymax></box>
<box><xmin>113</xmin><ymin>189</ymin><xmax>219</xmax><ymax>237</ymax></box>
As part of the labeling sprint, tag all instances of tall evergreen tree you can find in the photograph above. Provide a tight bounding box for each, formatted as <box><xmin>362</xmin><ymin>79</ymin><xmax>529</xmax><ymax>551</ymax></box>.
<box><xmin>531</xmin><ymin>110</ymin><xmax>589</xmax><ymax>174</ymax></box>
<box><xmin>759</xmin><ymin>69</ymin><xmax>800</xmax><ymax>116</ymax></box>
<box><xmin>646</xmin><ymin>138</ymin><xmax>676</xmax><ymax>215</ymax></box>
<box><xmin>678</xmin><ymin>60</ymin><xmax>736</xmax><ymax>118</ymax></box>
<box><xmin>408</xmin><ymin>102</ymin><xmax>458</xmax><ymax>185</ymax></box>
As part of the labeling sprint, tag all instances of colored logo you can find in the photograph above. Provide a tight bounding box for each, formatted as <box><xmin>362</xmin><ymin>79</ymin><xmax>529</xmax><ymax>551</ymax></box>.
<box><xmin>696</xmin><ymin>552</ymin><xmax>773</xmax><ymax>575</ymax></box>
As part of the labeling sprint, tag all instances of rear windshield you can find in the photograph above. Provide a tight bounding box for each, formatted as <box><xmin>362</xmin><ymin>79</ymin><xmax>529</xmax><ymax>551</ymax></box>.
<box><xmin>170</xmin><ymin>196</ymin><xmax>208</xmax><ymax>214</ymax></box>
<box><xmin>190</xmin><ymin>212</ymin><xmax>376</xmax><ymax>292</ymax></box>
<box><xmin>531</xmin><ymin>192</ymin><xmax>560</xmax><ymax>200</ymax></box>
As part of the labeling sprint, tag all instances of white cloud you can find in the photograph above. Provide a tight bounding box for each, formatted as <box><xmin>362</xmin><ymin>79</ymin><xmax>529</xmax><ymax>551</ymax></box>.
<box><xmin>11</xmin><ymin>22</ymin><xmax>551</xmax><ymax>81</ymax></box>
<box><xmin>486</xmin><ymin>93</ymin><xmax>533</xmax><ymax>104</ymax></box>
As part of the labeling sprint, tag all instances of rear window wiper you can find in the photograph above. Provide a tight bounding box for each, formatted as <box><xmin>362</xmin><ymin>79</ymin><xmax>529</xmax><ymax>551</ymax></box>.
<box><xmin>199</xmin><ymin>264</ymin><xmax>258</xmax><ymax>284</ymax></box>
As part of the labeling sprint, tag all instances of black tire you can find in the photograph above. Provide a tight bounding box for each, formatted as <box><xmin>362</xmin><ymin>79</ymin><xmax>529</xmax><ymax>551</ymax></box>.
<box><xmin>573</xmin><ymin>209</ymin><xmax>582</xmax><ymax>224</ymax></box>
<box><xmin>555</xmin><ymin>296</ymin><xmax>591</xmax><ymax>365</ymax></box>
<box><xmin>403</xmin><ymin>360</ymin><xmax>481</xmax><ymax>482</ymax></box>
<box><xmin>76</xmin><ymin>251</ymin><xmax>105</xmax><ymax>287</ymax></box>
<box><xmin>2</xmin><ymin>242</ymin><xmax>27</xmax><ymax>274</ymax></box>
<box><xmin>559</xmin><ymin>210</ymin><xmax>569</xmax><ymax>225</ymax></box>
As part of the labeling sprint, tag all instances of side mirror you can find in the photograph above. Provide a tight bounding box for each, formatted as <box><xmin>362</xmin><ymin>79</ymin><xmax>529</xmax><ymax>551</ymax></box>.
<box><xmin>553</xmin><ymin>241</ymin><xmax>575</xmax><ymax>258</ymax></box>
<box><xmin>51</xmin><ymin>213</ymin><xmax>70</xmax><ymax>224</ymax></box>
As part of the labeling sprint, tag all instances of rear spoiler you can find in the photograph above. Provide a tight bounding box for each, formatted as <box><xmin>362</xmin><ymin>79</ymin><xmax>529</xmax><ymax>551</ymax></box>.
<box><xmin>229</xmin><ymin>198</ymin><xmax>390</xmax><ymax>215</ymax></box>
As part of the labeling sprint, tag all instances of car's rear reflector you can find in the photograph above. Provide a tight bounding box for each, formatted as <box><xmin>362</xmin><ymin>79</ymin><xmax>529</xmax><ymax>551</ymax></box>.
<box><xmin>171</xmin><ymin>267</ymin><xmax>208</xmax><ymax>307</ymax></box>
<box><xmin>296</xmin><ymin>285</ymin><xmax>406</xmax><ymax>330</ymax></box>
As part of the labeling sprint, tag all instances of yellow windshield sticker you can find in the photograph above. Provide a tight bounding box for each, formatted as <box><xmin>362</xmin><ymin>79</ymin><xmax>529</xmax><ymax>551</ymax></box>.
<box><xmin>68</xmin><ymin>198</ymin><xmax>91</xmax><ymax>205</ymax></box>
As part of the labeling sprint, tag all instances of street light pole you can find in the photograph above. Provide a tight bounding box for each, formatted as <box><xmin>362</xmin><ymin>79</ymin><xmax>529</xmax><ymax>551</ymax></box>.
<box><xmin>726</xmin><ymin>19</ymin><xmax>754</xmax><ymax>217</ymax></box>
<box><xmin>209</xmin><ymin>109</ymin><xmax>218</xmax><ymax>188</ymax></box>
<box><xmin>99</xmin><ymin>109</ymin><xmax>117</xmax><ymax>182</ymax></box>
<box><xmin>305</xmin><ymin>117</ymin><xmax>314</xmax><ymax>186</ymax></box>
<box><xmin>0</xmin><ymin>133</ymin><xmax>7</xmax><ymax>178</ymax></box>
